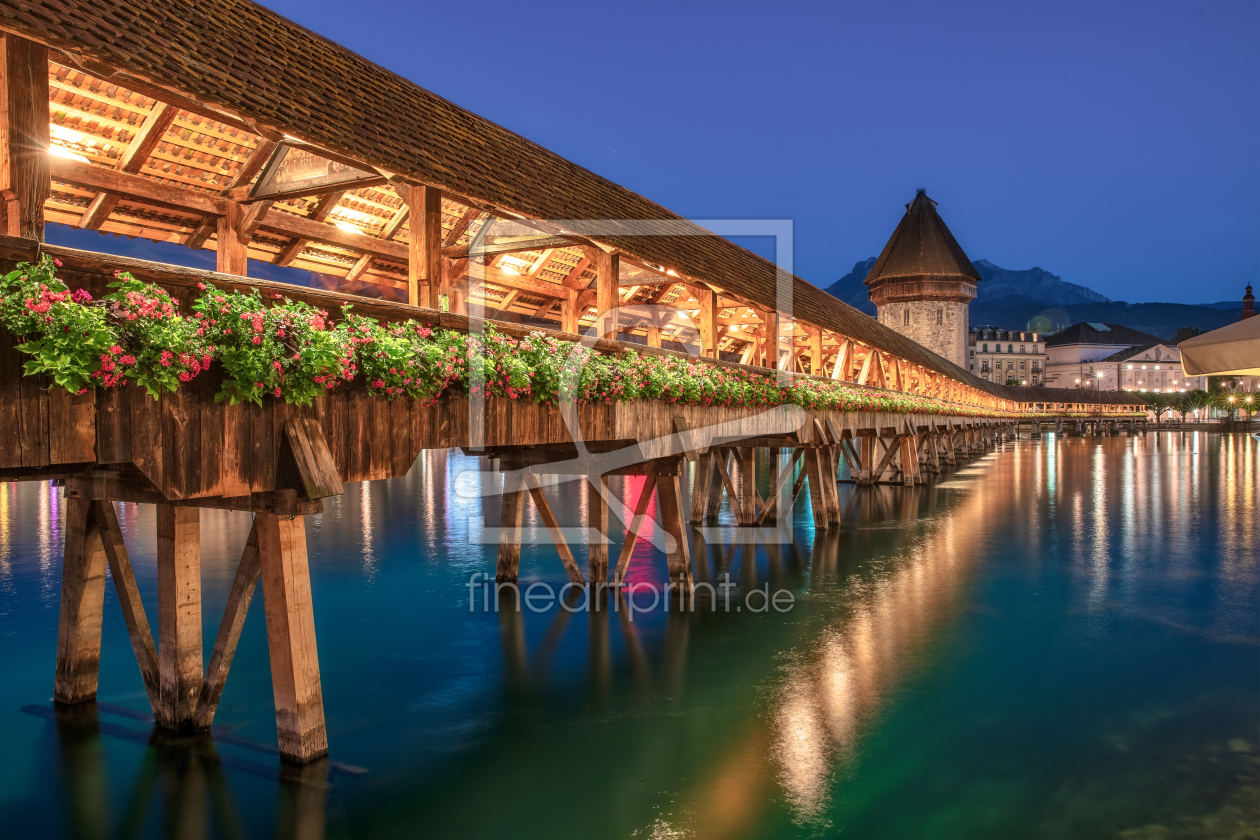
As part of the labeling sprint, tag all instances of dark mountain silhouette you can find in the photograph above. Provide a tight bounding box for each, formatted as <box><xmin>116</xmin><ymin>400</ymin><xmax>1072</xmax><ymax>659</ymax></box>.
<box><xmin>822</xmin><ymin>257</ymin><xmax>1238</xmax><ymax>340</ymax></box>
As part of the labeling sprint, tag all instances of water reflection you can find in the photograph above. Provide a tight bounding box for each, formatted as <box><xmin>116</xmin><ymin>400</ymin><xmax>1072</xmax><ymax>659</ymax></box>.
<box><xmin>30</xmin><ymin>703</ymin><xmax>329</xmax><ymax>840</ymax></box>
<box><xmin>0</xmin><ymin>433</ymin><xmax>1256</xmax><ymax>839</ymax></box>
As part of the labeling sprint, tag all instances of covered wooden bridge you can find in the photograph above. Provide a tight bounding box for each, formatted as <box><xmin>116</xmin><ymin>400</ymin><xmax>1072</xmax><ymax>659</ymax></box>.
<box><xmin>0</xmin><ymin>0</ymin><xmax>1144</xmax><ymax>764</ymax></box>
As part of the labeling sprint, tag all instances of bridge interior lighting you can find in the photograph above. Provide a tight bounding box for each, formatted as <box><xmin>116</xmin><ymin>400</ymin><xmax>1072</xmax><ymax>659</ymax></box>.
<box><xmin>49</xmin><ymin>145</ymin><xmax>90</xmax><ymax>163</ymax></box>
<box><xmin>332</xmin><ymin>220</ymin><xmax>363</xmax><ymax>234</ymax></box>
<box><xmin>500</xmin><ymin>264</ymin><xmax>520</xmax><ymax>276</ymax></box>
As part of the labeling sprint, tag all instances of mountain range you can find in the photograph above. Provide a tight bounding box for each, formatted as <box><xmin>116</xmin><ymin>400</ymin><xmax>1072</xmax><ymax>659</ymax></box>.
<box><xmin>822</xmin><ymin>258</ymin><xmax>1242</xmax><ymax>341</ymax></box>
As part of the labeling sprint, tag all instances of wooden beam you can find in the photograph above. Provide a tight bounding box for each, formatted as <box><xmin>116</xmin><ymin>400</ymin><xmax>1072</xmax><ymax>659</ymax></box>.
<box><xmin>496</xmin><ymin>472</ymin><xmax>528</xmax><ymax>582</ymax></box>
<box><xmin>592</xmin><ymin>249</ymin><xmax>616</xmax><ymax>339</ymax></box>
<box><xmin>216</xmin><ymin>200</ymin><xmax>249</xmax><ymax>276</ymax></box>
<box><xmin>220</xmin><ymin>138</ymin><xmax>278</xmax><ymax>193</ymax></box>
<box><xmin>52</xmin><ymin>157</ymin><xmax>227</xmax><ymax>216</ymax></box>
<box><xmin>263</xmin><ymin>205</ymin><xmax>408</xmax><ymax>261</ymax></box>
<box><xmin>0</xmin><ymin>34</ymin><xmax>50</xmax><ymax>240</ymax></box>
<box><xmin>256</xmin><ymin>511</ymin><xmax>328</xmax><ymax>763</ymax></box>
<box><xmin>809</xmin><ymin>328</ymin><xmax>824</xmax><ymax>375</ymax></box>
<box><xmin>443</xmin><ymin>205</ymin><xmax>480</xmax><ymax>248</ymax></box>
<box><xmin>443</xmin><ymin>234</ymin><xmax>585</xmax><ymax>260</ymax></box>
<box><xmin>54</xmin><ymin>497</ymin><xmax>107</xmax><ymax>704</ymax></box>
<box><xmin>96</xmin><ymin>501</ymin><xmax>160</xmax><ymax>715</ymax></box>
<box><xmin>401</xmin><ymin>184</ymin><xmax>442</xmax><ymax>308</ymax></box>
<box><xmin>78</xmin><ymin>101</ymin><xmax>178</xmax><ymax>230</ymax></box>
<box><xmin>613</xmin><ymin>476</ymin><xmax>657</xmax><ymax>583</ymax></box>
<box><xmin>193</xmin><ymin>521</ymin><xmax>261</xmax><ymax>729</ymax></box>
<box><xmin>344</xmin><ymin>254</ymin><xmax>372</xmax><ymax>283</ymax></box>
<box><xmin>696</xmin><ymin>287</ymin><xmax>718</xmax><ymax>359</ymax></box>
<box><xmin>156</xmin><ymin>504</ymin><xmax>202</xmax><ymax>730</ymax></box>
<box><xmin>523</xmin><ymin>474</ymin><xmax>584</xmax><ymax>585</ymax></box>
<box><xmin>831</xmin><ymin>339</ymin><xmax>849</xmax><ymax>380</ymax></box>
<box><xmin>275</xmin><ymin>190</ymin><xmax>344</xmax><ymax>267</ymax></box>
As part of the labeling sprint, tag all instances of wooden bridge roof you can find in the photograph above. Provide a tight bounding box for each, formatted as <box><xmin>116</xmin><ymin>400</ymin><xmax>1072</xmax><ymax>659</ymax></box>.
<box><xmin>0</xmin><ymin>0</ymin><xmax>1023</xmax><ymax>394</ymax></box>
<box><xmin>0</xmin><ymin>0</ymin><xmax>1145</xmax><ymax>411</ymax></box>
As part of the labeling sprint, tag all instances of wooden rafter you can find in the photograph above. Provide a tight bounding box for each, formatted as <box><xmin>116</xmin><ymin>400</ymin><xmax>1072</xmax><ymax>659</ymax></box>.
<box><xmin>77</xmin><ymin>101</ymin><xmax>178</xmax><ymax>230</ymax></box>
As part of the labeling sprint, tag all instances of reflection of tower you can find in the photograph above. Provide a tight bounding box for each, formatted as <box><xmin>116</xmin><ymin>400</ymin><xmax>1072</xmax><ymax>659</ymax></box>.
<box><xmin>864</xmin><ymin>191</ymin><xmax>980</xmax><ymax>369</ymax></box>
<box><xmin>1244</xmin><ymin>284</ymin><xmax>1255</xmax><ymax>320</ymax></box>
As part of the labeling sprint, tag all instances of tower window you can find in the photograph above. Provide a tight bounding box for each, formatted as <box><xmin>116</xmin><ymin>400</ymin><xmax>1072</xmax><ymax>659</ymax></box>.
<box><xmin>903</xmin><ymin>309</ymin><xmax>910</xmax><ymax>326</ymax></box>
<box><xmin>936</xmin><ymin>307</ymin><xmax>943</xmax><ymax>324</ymax></box>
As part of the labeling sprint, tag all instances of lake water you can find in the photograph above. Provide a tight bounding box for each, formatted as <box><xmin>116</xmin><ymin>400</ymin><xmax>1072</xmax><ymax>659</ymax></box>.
<box><xmin>0</xmin><ymin>432</ymin><xmax>1256</xmax><ymax>839</ymax></box>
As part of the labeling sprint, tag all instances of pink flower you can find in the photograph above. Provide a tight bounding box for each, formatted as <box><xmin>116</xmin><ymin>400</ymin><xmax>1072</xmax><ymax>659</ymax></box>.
<box><xmin>252</xmin><ymin>336</ymin><xmax>261</xmax><ymax>345</ymax></box>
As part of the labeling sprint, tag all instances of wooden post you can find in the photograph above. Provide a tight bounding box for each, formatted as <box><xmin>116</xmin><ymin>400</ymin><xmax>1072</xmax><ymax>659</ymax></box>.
<box><xmin>194</xmin><ymin>522</ymin><xmax>262</xmax><ymax>729</ymax></box>
<box><xmin>803</xmin><ymin>449</ymin><xmax>829</xmax><ymax>528</ymax></box>
<box><xmin>156</xmin><ymin>505</ymin><xmax>202</xmax><ymax>730</ymax></box>
<box><xmin>655</xmin><ymin>475</ymin><xmax>693</xmax><ymax>594</ymax></box>
<box><xmin>762</xmin><ymin>309</ymin><xmax>779</xmax><ymax>369</ymax></box>
<box><xmin>809</xmin><ymin>329</ymin><xmax>824</xmax><ymax>375</ymax></box>
<box><xmin>55</xmin><ymin>498</ymin><xmax>107</xmax><ymax>704</ymax></box>
<box><xmin>689</xmin><ymin>450</ymin><xmax>713</xmax><ymax>523</ymax></box>
<box><xmin>0</xmin><ymin>33</ymin><xmax>49</xmax><ymax>240</ymax></box>
<box><xmin>697</xmin><ymin>288</ymin><xmax>718</xmax><ymax>359</ymax></box>
<box><xmin>405</xmin><ymin>184</ymin><xmax>443</xmax><ymax>308</ymax></box>
<box><xmin>216</xmin><ymin>200</ymin><xmax>249</xmax><ymax>276</ymax></box>
<box><xmin>256</xmin><ymin>511</ymin><xmax>328</xmax><ymax>763</ymax></box>
<box><xmin>587</xmin><ymin>475</ymin><xmax>610</xmax><ymax>584</ymax></box>
<box><xmin>646</xmin><ymin>312</ymin><xmax>661</xmax><ymax>348</ymax></box>
<box><xmin>739</xmin><ymin>447</ymin><xmax>756</xmax><ymax>525</ymax></box>
<box><xmin>592</xmin><ymin>249</ymin><xmax>617</xmax><ymax>338</ymax></box>
<box><xmin>496</xmin><ymin>471</ymin><xmax>527</xmax><ymax>582</ymax></box>
<box><xmin>96</xmin><ymin>500</ymin><xmax>160</xmax><ymax>715</ymax></box>
<box><xmin>561</xmin><ymin>289</ymin><xmax>579</xmax><ymax>334</ymax></box>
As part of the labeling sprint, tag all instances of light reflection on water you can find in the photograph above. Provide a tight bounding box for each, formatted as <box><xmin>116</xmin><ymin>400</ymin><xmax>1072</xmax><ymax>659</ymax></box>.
<box><xmin>0</xmin><ymin>432</ymin><xmax>1255</xmax><ymax>839</ymax></box>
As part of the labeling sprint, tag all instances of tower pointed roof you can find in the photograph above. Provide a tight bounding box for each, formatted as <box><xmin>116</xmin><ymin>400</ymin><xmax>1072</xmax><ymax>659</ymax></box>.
<box><xmin>864</xmin><ymin>190</ymin><xmax>981</xmax><ymax>286</ymax></box>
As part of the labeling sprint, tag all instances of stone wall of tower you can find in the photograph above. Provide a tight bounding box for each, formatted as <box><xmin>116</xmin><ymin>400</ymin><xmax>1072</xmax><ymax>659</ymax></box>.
<box><xmin>876</xmin><ymin>299</ymin><xmax>970</xmax><ymax>369</ymax></box>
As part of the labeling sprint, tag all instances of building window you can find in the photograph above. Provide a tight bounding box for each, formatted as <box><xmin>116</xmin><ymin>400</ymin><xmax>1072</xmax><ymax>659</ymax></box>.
<box><xmin>903</xmin><ymin>309</ymin><xmax>910</xmax><ymax>326</ymax></box>
<box><xmin>1008</xmin><ymin>344</ymin><xmax>1014</xmax><ymax>353</ymax></box>
<box><xmin>1020</xmin><ymin>361</ymin><xmax>1026</xmax><ymax>370</ymax></box>
<box><xmin>936</xmin><ymin>307</ymin><xmax>943</xmax><ymax>324</ymax></box>
<box><xmin>983</xmin><ymin>344</ymin><xmax>988</xmax><ymax>353</ymax></box>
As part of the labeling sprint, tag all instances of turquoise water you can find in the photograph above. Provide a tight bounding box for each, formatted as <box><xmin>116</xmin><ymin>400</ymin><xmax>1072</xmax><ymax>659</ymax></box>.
<box><xmin>0</xmin><ymin>432</ymin><xmax>1256</xmax><ymax>838</ymax></box>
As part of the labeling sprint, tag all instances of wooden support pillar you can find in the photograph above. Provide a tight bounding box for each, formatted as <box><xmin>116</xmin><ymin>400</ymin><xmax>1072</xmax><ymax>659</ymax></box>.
<box><xmin>615</xmin><ymin>476</ymin><xmax>657</xmax><ymax>583</ymax></box>
<box><xmin>194</xmin><ymin>522</ymin><xmax>261</xmax><ymax>729</ymax></box>
<box><xmin>738</xmin><ymin>447</ymin><xmax>756</xmax><ymax>524</ymax></box>
<box><xmin>0</xmin><ymin>33</ymin><xmax>49</xmax><ymax>240</ymax></box>
<box><xmin>689</xmin><ymin>450</ymin><xmax>713</xmax><ymax>523</ymax></box>
<box><xmin>156</xmin><ymin>504</ymin><xmax>202</xmax><ymax>730</ymax></box>
<box><xmin>803</xmin><ymin>448</ymin><xmax>830</xmax><ymax>528</ymax></box>
<box><xmin>55</xmin><ymin>498</ymin><xmax>107</xmax><ymax>704</ymax></box>
<box><xmin>256</xmin><ymin>512</ymin><xmax>327</xmax><ymax>763</ymax></box>
<box><xmin>706</xmin><ymin>450</ymin><xmax>728</xmax><ymax>519</ymax></box>
<box><xmin>592</xmin><ymin>249</ymin><xmax>617</xmax><ymax>338</ymax></box>
<box><xmin>216</xmin><ymin>200</ymin><xmax>250</xmax><ymax>276</ymax></box>
<box><xmin>762</xmin><ymin>309</ymin><xmax>779</xmax><ymax>369</ymax></box>
<box><xmin>561</xmin><ymin>288</ymin><xmax>580</xmax><ymax>334</ymax></box>
<box><xmin>655</xmin><ymin>475</ymin><xmax>693</xmax><ymax>593</ymax></box>
<box><xmin>646</xmin><ymin>312</ymin><xmax>661</xmax><ymax>348</ymax></box>
<box><xmin>587</xmin><ymin>475</ymin><xmax>610</xmax><ymax>584</ymax></box>
<box><xmin>404</xmin><ymin>184</ymin><xmax>443</xmax><ymax>308</ymax></box>
<box><xmin>697</xmin><ymin>288</ymin><xmax>718</xmax><ymax>359</ymax></box>
<box><xmin>809</xmin><ymin>329</ymin><xmax>824</xmax><ymax>375</ymax></box>
<box><xmin>859</xmin><ymin>434</ymin><xmax>875</xmax><ymax>485</ymax></box>
<box><xmin>96</xmin><ymin>500</ymin><xmax>160</xmax><ymax>715</ymax></box>
<box><xmin>496</xmin><ymin>471</ymin><xmax>527</xmax><ymax>582</ymax></box>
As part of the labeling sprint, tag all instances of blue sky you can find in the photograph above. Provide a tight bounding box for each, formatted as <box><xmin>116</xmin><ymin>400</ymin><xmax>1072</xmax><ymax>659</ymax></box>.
<box><xmin>63</xmin><ymin>0</ymin><xmax>1260</xmax><ymax>305</ymax></box>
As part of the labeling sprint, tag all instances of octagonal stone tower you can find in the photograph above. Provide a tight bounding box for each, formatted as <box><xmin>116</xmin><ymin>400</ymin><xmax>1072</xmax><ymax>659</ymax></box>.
<box><xmin>864</xmin><ymin>190</ymin><xmax>980</xmax><ymax>369</ymax></box>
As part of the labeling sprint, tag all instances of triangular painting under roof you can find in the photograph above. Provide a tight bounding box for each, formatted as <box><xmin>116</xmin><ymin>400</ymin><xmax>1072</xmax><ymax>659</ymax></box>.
<box><xmin>864</xmin><ymin>190</ymin><xmax>982</xmax><ymax>286</ymax></box>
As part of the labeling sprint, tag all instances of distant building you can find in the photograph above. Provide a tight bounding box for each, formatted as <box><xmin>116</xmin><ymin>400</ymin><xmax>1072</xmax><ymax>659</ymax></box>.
<box><xmin>864</xmin><ymin>190</ymin><xmax>979</xmax><ymax>369</ymax></box>
<box><xmin>1243</xmin><ymin>284</ymin><xmax>1255</xmax><ymax>320</ymax></box>
<box><xmin>968</xmin><ymin>327</ymin><xmax>1049</xmax><ymax>385</ymax></box>
<box><xmin>1043</xmin><ymin>322</ymin><xmax>1207</xmax><ymax>391</ymax></box>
